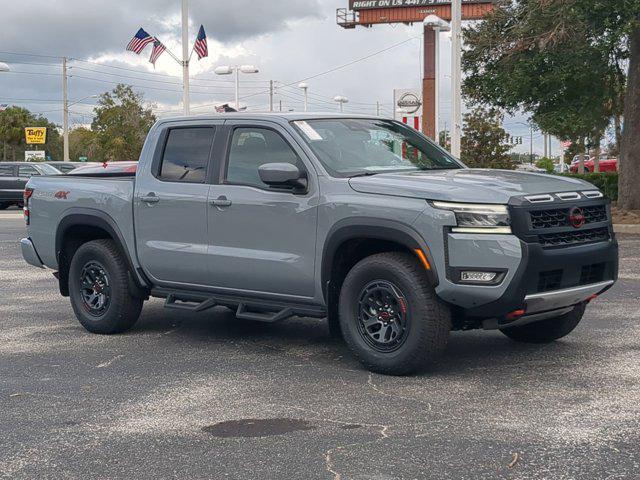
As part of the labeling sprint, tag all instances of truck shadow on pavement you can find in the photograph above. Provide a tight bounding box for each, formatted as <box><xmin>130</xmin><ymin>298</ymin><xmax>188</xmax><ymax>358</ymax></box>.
<box><xmin>126</xmin><ymin>299</ymin><xmax>580</xmax><ymax>377</ymax></box>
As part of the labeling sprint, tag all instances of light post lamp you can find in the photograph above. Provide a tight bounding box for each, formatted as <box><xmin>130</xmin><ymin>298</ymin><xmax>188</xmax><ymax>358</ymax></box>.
<box><xmin>214</xmin><ymin>65</ymin><xmax>259</xmax><ymax>111</ymax></box>
<box><xmin>334</xmin><ymin>95</ymin><xmax>348</xmax><ymax>112</ymax></box>
<box><xmin>298</xmin><ymin>82</ymin><xmax>309</xmax><ymax>112</ymax></box>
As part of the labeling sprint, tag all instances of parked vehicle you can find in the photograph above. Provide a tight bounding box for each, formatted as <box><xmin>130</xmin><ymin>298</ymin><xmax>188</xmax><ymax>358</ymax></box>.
<box><xmin>20</xmin><ymin>114</ymin><xmax>618</xmax><ymax>375</ymax></box>
<box><xmin>569</xmin><ymin>156</ymin><xmax>618</xmax><ymax>173</ymax></box>
<box><xmin>516</xmin><ymin>163</ymin><xmax>546</xmax><ymax>174</ymax></box>
<box><xmin>45</xmin><ymin>161</ymin><xmax>101</xmax><ymax>174</ymax></box>
<box><xmin>571</xmin><ymin>154</ymin><xmax>591</xmax><ymax>166</ymax></box>
<box><xmin>68</xmin><ymin>162</ymin><xmax>138</xmax><ymax>175</ymax></box>
<box><xmin>0</xmin><ymin>162</ymin><xmax>61</xmax><ymax>209</ymax></box>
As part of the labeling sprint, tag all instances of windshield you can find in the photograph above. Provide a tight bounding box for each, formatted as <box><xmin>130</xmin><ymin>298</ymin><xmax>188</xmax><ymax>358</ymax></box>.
<box><xmin>293</xmin><ymin>118</ymin><xmax>463</xmax><ymax>177</ymax></box>
<box><xmin>38</xmin><ymin>164</ymin><xmax>62</xmax><ymax>175</ymax></box>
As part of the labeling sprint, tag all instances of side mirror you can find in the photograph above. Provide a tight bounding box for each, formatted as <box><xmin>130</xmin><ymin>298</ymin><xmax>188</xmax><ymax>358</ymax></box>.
<box><xmin>258</xmin><ymin>163</ymin><xmax>307</xmax><ymax>190</ymax></box>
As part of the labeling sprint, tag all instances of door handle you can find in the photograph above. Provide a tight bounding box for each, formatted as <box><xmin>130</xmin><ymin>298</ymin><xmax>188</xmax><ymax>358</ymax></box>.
<box><xmin>210</xmin><ymin>196</ymin><xmax>232</xmax><ymax>208</ymax></box>
<box><xmin>141</xmin><ymin>193</ymin><xmax>160</xmax><ymax>204</ymax></box>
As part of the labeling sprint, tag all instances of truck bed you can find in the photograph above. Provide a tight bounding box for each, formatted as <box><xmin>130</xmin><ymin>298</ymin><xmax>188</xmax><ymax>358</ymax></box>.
<box><xmin>26</xmin><ymin>175</ymin><xmax>136</xmax><ymax>270</ymax></box>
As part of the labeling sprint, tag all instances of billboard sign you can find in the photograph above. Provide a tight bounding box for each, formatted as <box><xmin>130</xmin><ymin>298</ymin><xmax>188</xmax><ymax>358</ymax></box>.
<box><xmin>25</xmin><ymin>127</ymin><xmax>47</xmax><ymax>145</ymax></box>
<box><xmin>350</xmin><ymin>0</ymin><xmax>490</xmax><ymax>10</ymax></box>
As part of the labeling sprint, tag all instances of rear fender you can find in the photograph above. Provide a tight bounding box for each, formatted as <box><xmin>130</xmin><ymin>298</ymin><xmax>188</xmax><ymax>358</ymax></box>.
<box><xmin>55</xmin><ymin>208</ymin><xmax>149</xmax><ymax>296</ymax></box>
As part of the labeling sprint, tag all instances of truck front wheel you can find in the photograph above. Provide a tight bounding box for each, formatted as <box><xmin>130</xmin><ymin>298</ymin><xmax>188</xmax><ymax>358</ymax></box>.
<box><xmin>68</xmin><ymin>239</ymin><xmax>143</xmax><ymax>334</ymax></box>
<box><xmin>500</xmin><ymin>304</ymin><xmax>585</xmax><ymax>343</ymax></box>
<box><xmin>338</xmin><ymin>252</ymin><xmax>451</xmax><ymax>375</ymax></box>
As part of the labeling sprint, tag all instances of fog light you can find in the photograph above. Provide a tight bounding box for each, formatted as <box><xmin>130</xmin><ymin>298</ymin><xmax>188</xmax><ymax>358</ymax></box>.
<box><xmin>460</xmin><ymin>271</ymin><xmax>497</xmax><ymax>283</ymax></box>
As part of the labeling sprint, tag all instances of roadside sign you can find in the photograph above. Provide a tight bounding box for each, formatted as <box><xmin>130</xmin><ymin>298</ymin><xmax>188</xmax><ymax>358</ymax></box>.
<box><xmin>79</xmin><ymin>156</ymin><xmax>88</xmax><ymax>162</ymax></box>
<box><xmin>25</xmin><ymin>127</ymin><xmax>47</xmax><ymax>144</ymax></box>
<box><xmin>25</xmin><ymin>150</ymin><xmax>46</xmax><ymax>162</ymax></box>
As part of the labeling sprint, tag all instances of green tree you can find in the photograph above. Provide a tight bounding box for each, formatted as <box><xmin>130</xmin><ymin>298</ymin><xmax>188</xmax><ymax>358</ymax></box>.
<box><xmin>0</xmin><ymin>106</ymin><xmax>61</xmax><ymax>161</ymax></box>
<box><xmin>462</xmin><ymin>0</ymin><xmax>640</xmax><ymax>207</ymax></box>
<box><xmin>461</xmin><ymin>107</ymin><xmax>514</xmax><ymax>169</ymax></box>
<box><xmin>91</xmin><ymin>84</ymin><xmax>156</xmax><ymax>162</ymax></box>
<box><xmin>69</xmin><ymin>127</ymin><xmax>101</xmax><ymax>162</ymax></box>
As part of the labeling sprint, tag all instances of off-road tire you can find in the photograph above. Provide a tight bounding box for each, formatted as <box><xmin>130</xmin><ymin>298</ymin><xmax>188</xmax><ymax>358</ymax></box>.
<box><xmin>500</xmin><ymin>304</ymin><xmax>585</xmax><ymax>343</ymax></box>
<box><xmin>338</xmin><ymin>252</ymin><xmax>451</xmax><ymax>375</ymax></box>
<box><xmin>69</xmin><ymin>239</ymin><xmax>143</xmax><ymax>334</ymax></box>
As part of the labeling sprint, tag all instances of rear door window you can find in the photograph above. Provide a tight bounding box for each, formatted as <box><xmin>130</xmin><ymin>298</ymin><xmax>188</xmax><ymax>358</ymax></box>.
<box><xmin>18</xmin><ymin>165</ymin><xmax>39</xmax><ymax>177</ymax></box>
<box><xmin>159</xmin><ymin>127</ymin><xmax>215</xmax><ymax>183</ymax></box>
<box><xmin>0</xmin><ymin>165</ymin><xmax>15</xmax><ymax>176</ymax></box>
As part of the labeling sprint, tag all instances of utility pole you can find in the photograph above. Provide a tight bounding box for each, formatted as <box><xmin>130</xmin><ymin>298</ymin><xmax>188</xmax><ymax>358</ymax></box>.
<box><xmin>269</xmin><ymin>80</ymin><xmax>274</xmax><ymax>112</ymax></box>
<box><xmin>530</xmin><ymin>125</ymin><xmax>534</xmax><ymax>164</ymax></box>
<box><xmin>62</xmin><ymin>57</ymin><xmax>69</xmax><ymax>162</ymax></box>
<box><xmin>181</xmin><ymin>0</ymin><xmax>190</xmax><ymax>115</ymax></box>
<box><xmin>279</xmin><ymin>100</ymin><xmax>282</xmax><ymax>112</ymax></box>
<box><xmin>450</xmin><ymin>0</ymin><xmax>462</xmax><ymax>158</ymax></box>
<box><xmin>543</xmin><ymin>133</ymin><xmax>548</xmax><ymax>158</ymax></box>
<box><xmin>376</xmin><ymin>101</ymin><xmax>380</xmax><ymax>116</ymax></box>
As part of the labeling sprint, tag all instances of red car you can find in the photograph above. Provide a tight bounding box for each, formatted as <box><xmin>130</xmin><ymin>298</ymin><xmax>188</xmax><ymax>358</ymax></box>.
<box><xmin>68</xmin><ymin>161</ymin><xmax>138</xmax><ymax>175</ymax></box>
<box><xmin>569</xmin><ymin>156</ymin><xmax>617</xmax><ymax>173</ymax></box>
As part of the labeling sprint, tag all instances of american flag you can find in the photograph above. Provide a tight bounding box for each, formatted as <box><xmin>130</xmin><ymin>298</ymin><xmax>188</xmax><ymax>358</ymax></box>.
<box><xmin>149</xmin><ymin>39</ymin><xmax>166</xmax><ymax>66</ymax></box>
<box><xmin>194</xmin><ymin>25</ymin><xmax>208</xmax><ymax>60</ymax></box>
<box><xmin>126</xmin><ymin>28</ymin><xmax>154</xmax><ymax>54</ymax></box>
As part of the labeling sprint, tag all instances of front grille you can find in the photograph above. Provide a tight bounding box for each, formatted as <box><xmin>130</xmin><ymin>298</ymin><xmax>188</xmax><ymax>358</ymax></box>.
<box><xmin>538</xmin><ymin>270</ymin><xmax>563</xmax><ymax>292</ymax></box>
<box><xmin>529</xmin><ymin>205</ymin><xmax>607</xmax><ymax>230</ymax></box>
<box><xmin>580</xmin><ymin>263</ymin><xmax>605</xmax><ymax>285</ymax></box>
<box><xmin>538</xmin><ymin>227</ymin><xmax>610</xmax><ymax>248</ymax></box>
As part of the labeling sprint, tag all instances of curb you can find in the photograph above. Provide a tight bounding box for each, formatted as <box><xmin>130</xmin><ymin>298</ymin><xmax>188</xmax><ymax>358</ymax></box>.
<box><xmin>614</xmin><ymin>224</ymin><xmax>640</xmax><ymax>235</ymax></box>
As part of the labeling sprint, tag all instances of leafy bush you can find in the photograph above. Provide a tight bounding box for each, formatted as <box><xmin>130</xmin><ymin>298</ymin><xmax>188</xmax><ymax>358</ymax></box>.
<box><xmin>561</xmin><ymin>173</ymin><xmax>618</xmax><ymax>201</ymax></box>
<box><xmin>536</xmin><ymin>157</ymin><xmax>555</xmax><ymax>174</ymax></box>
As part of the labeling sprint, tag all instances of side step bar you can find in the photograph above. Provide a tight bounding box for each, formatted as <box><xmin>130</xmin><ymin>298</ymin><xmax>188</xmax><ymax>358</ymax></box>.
<box><xmin>153</xmin><ymin>288</ymin><xmax>326</xmax><ymax>323</ymax></box>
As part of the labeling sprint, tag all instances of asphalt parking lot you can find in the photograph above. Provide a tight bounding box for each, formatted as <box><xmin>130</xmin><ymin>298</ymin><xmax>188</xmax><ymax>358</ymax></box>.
<box><xmin>1</xmin><ymin>210</ymin><xmax>639</xmax><ymax>479</ymax></box>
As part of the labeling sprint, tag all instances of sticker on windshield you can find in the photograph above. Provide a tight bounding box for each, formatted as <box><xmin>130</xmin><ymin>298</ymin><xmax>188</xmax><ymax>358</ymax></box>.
<box><xmin>294</xmin><ymin>121</ymin><xmax>323</xmax><ymax>141</ymax></box>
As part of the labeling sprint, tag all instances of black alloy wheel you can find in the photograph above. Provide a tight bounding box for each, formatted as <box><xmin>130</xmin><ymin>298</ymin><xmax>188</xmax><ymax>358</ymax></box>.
<box><xmin>357</xmin><ymin>280</ymin><xmax>409</xmax><ymax>352</ymax></box>
<box><xmin>80</xmin><ymin>261</ymin><xmax>111</xmax><ymax>316</ymax></box>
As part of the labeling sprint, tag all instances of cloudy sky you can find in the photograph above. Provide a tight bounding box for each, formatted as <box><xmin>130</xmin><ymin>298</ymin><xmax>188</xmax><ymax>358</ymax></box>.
<box><xmin>0</xmin><ymin>0</ymin><xmax>546</xmax><ymax>154</ymax></box>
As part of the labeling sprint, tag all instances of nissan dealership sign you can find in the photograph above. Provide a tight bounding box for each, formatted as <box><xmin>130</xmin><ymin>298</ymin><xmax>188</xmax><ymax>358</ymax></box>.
<box><xmin>394</xmin><ymin>89</ymin><xmax>423</xmax><ymax>119</ymax></box>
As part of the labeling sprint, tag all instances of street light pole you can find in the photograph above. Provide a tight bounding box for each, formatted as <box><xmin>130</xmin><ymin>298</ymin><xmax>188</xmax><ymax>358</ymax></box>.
<box><xmin>181</xmin><ymin>0</ymin><xmax>190</xmax><ymax>116</ymax></box>
<box><xmin>63</xmin><ymin>57</ymin><xmax>70</xmax><ymax>162</ymax></box>
<box><xmin>215</xmin><ymin>65</ymin><xmax>259</xmax><ymax>111</ymax></box>
<box><xmin>450</xmin><ymin>0</ymin><xmax>462</xmax><ymax>158</ymax></box>
<box><xmin>334</xmin><ymin>95</ymin><xmax>348</xmax><ymax>112</ymax></box>
<box><xmin>298</xmin><ymin>83</ymin><xmax>309</xmax><ymax>112</ymax></box>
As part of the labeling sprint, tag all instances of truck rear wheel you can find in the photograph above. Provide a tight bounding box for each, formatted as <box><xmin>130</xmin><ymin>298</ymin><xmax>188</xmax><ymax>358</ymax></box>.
<box><xmin>68</xmin><ymin>239</ymin><xmax>143</xmax><ymax>334</ymax></box>
<box><xmin>338</xmin><ymin>252</ymin><xmax>451</xmax><ymax>375</ymax></box>
<box><xmin>500</xmin><ymin>304</ymin><xmax>585</xmax><ymax>343</ymax></box>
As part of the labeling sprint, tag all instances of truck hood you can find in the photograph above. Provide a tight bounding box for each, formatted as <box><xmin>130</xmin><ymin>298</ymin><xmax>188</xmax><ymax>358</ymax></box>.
<box><xmin>348</xmin><ymin>169</ymin><xmax>595</xmax><ymax>204</ymax></box>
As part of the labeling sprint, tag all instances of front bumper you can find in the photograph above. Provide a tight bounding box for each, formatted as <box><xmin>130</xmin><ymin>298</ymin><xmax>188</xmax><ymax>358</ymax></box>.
<box><xmin>461</xmin><ymin>237</ymin><xmax>618</xmax><ymax>319</ymax></box>
<box><xmin>21</xmin><ymin>237</ymin><xmax>45</xmax><ymax>268</ymax></box>
<box><xmin>441</xmin><ymin>195</ymin><xmax>619</xmax><ymax>328</ymax></box>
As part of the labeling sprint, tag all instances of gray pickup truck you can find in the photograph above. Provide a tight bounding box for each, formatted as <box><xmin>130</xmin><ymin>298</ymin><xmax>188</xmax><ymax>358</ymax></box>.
<box><xmin>20</xmin><ymin>114</ymin><xmax>618</xmax><ymax>374</ymax></box>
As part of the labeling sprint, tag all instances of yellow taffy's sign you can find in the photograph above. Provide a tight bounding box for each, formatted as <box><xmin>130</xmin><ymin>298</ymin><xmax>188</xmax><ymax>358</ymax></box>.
<box><xmin>25</xmin><ymin>127</ymin><xmax>47</xmax><ymax>144</ymax></box>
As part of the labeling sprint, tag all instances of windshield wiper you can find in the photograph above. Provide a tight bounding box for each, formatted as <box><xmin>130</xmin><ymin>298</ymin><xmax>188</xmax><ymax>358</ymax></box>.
<box><xmin>349</xmin><ymin>171</ymin><xmax>383</xmax><ymax>178</ymax></box>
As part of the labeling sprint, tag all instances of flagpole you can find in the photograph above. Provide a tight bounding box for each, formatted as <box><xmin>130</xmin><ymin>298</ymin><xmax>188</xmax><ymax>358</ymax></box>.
<box><xmin>181</xmin><ymin>0</ymin><xmax>190</xmax><ymax>115</ymax></box>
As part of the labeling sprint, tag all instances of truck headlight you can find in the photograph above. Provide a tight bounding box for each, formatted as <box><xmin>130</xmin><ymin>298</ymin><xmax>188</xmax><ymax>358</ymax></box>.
<box><xmin>432</xmin><ymin>201</ymin><xmax>511</xmax><ymax>234</ymax></box>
